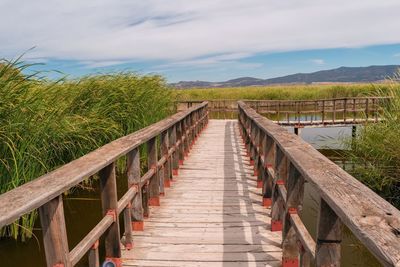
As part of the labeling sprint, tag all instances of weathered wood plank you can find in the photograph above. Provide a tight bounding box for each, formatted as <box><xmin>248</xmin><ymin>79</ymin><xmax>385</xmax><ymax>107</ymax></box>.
<box><xmin>122</xmin><ymin>120</ymin><xmax>282</xmax><ymax>266</ymax></box>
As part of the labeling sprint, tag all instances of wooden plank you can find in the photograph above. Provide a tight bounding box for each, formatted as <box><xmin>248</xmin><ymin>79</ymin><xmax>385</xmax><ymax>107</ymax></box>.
<box><xmin>122</xmin><ymin>120</ymin><xmax>282</xmax><ymax>266</ymax></box>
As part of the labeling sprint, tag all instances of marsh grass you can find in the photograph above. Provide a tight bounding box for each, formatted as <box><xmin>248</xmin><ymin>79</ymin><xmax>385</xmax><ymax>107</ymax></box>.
<box><xmin>0</xmin><ymin>60</ymin><xmax>173</xmax><ymax>240</ymax></box>
<box><xmin>174</xmin><ymin>83</ymin><xmax>397</xmax><ymax>100</ymax></box>
<box><xmin>342</xmin><ymin>75</ymin><xmax>400</xmax><ymax>208</ymax></box>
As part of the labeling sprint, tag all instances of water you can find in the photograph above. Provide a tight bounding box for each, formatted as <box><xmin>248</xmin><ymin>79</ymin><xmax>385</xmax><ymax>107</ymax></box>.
<box><xmin>0</xmin><ymin>114</ymin><xmax>382</xmax><ymax>267</ymax></box>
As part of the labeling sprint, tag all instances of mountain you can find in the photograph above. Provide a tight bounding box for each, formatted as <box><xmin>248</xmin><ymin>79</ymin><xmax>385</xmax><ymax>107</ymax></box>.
<box><xmin>171</xmin><ymin>65</ymin><xmax>400</xmax><ymax>88</ymax></box>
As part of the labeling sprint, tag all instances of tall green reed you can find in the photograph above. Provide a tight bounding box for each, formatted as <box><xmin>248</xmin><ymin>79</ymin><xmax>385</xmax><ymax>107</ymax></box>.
<box><xmin>0</xmin><ymin>60</ymin><xmax>173</xmax><ymax>240</ymax></box>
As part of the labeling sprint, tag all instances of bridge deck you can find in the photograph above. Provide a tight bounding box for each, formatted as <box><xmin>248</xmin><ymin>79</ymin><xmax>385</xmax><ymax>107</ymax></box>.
<box><xmin>122</xmin><ymin>119</ymin><xmax>282</xmax><ymax>266</ymax></box>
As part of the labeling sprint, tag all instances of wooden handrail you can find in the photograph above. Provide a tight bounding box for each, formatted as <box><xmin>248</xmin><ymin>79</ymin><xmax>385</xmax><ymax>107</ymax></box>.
<box><xmin>0</xmin><ymin>101</ymin><xmax>209</xmax><ymax>267</ymax></box>
<box><xmin>237</xmin><ymin>101</ymin><xmax>400</xmax><ymax>266</ymax></box>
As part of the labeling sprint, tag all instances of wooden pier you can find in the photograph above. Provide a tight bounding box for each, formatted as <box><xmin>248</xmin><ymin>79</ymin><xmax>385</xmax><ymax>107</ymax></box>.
<box><xmin>122</xmin><ymin>120</ymin><xmax>282</xmax><ymax>266</ymax></box>
<box><xmin>0</xmin><ymin>101</ymin><xmax>399</xmax><ymax>267</ymax></box>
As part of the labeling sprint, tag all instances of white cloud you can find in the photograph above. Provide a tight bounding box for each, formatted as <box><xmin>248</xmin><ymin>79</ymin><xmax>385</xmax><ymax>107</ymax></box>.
<box><xmin>1</xmin><ymin>0</ymin><xmax>400</xmax><ymax>65</ymax></box>
<box><xmin>310</xmin><ymin>59</ymin><xmax>325</xmax><ymax>65</ymax></box>
<box><xmin>394</xmin><ymin>53</ymin><xmax>400</xmax><ymax>57</ymax></box>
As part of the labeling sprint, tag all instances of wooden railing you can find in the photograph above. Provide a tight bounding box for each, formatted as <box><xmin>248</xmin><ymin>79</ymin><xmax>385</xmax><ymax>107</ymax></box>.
<box><xmin>237</xmin><ymin>101</ymin><xmax>400</xmax><ymax>266</ymax></box>
<box><xmin>0</xmin><ymin>102</ymin><xmax>209</xmax><ymax>267</ymax></box>
<box><xmin>177</xmin><ymin>97</ymin><xmax>390</xmax><ymax>125</ymax></box>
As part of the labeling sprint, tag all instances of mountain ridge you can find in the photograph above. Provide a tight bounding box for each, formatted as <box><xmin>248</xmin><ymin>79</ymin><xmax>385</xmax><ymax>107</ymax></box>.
<box><xmin>171</xmin><ymin>65</ymin><xmax>400</xmax><ymax>88</ymax></box>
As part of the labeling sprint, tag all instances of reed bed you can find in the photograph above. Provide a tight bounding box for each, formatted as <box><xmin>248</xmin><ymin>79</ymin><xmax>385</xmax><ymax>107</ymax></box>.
<box><xmin>174</xmin><ymin>83</ymin><xmax>397</xmax><ymax>100</ymax></box>
<box><xmin>0</xmin><ymin>60</ymin><xmax>173</xmax><ymax>240</ymax></box>
<box><xmin>344</xmin><ymin>76</ymin><xmax>400</xmax><ymax>208</ymax></box>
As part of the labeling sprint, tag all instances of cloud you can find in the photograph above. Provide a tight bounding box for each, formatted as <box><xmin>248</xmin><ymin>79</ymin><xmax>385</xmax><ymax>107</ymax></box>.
<box><xmin>1</xmin><ymin>0</ymin><xmax>400</xmax><ymax>65</ymax></box>
<box><xmin>310</xmin><ymin>59</ymin><xmax>325</xmax><ymax>65</ymax></box>
<box><xmin>394</xmin><ymin>53</ymin><xmax>400</xmax><ymax>57</ymax></box>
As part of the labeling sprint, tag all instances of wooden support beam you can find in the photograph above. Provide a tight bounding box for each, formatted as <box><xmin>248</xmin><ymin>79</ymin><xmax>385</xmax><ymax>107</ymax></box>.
<box><xmin>147</xmin><ymin>137</ymin><xmax>160</xmax><ymax>206</ymax></box>
<box><xmin>99</xmin><ymin>162</ymin><xmax>121</xmax><ymax>265</ymax></box>
<box><xmin>39</xmin><ymin>195</ymin><xmax>71</xmax><ymax>267</ymax></box>
<box><xmin>316</xmin><ymin>198</ymin><xmax>342</xmax><ymax>266</ymax></box>
<box><xmin>127</xmin><ymin>148</ymin><xmax>143</xmax><ymax>230</ymax></box>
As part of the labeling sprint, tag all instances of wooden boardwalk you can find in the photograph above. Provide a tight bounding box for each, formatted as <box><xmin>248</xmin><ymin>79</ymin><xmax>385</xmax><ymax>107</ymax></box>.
<box><xmin>122</xmin><ymin>120</ymin><xmax>282</xmax><ymax>266</ymax></box>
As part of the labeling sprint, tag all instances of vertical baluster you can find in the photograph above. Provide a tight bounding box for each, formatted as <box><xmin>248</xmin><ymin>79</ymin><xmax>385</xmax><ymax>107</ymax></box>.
<box><xmin>172</xmin><ymin>124</ymin><xmax>180</xmax><ymax>175</ymax></box>
<box><xmin>353</xmin><ymin>98</ymin><xmax>356</xmax><ymax>122</ymax></box>
<box><xmin>147</xmin><ymin>137</ymin><xmax>160</xmax><ymax>206</ymax></box>
<box><xmin>262</xmin><ymin>134</ymin><xmax>275</xmax><ymax>207</ymax></box>
<box><xmin>282</xmin><ymin>163</ymin><xmax>305</xmax><ymax>266</ymax></box>
<box><xmin>128</xmin><ymin>148</ymin><xmax>143</xmax><ymax>231</ymax></box>
<box><xmin>365</xmin><ymin>98</ymin><xmax>369</xmax><ymax>120</ymax></box>
<box><xmin>88</xmin><ymin>240</ymin><xmax>99</xmax><ymax>267</ymax></box>
<box><xmin>39</xmin><ymin>195</ymin><xmax>71</xmax><ymax>267</ymax></box>
<box><xmin>322</xmin><ymin>100</ymin><xmax>325</xmax><ymax>124</ymax></box>
<box><xmin>99</xmin><ymin>162</ymin><xmax>121</xmax><ymax>265</ymax></box>
<box><xmin>123</xmin><ymin>206</ymin><xmax>133</xmax><ymax>250</ymax></box>
<box><xmin>177</xmin><ymin>121</ymin><xmax>184</xmax><ymax>166</ymax></box>
<box><xmin>316</xmin><ymin>199</ymin><xmax>342</xmax><ymax>266</ymax></box>
<box><xmin>333</xmin><ymin>99</ymin><xmax>336</xmax><ymax>123</ymax></box>
<box><xmin>344</xmin><ymin>99</ymin><xmax>347</xmax><ymax>122</ymax></box>
<box><xmin>271</xmin><ymin>147</ymin><xmax>287</xmax><ymax>232</ymax></box>
<box><xmin>167</xmin><ymin>126</ymin><xmax>174</xmax><ymax>182</ymax></box>
<box><xmin>161</xmin><ymin>130</ymin><xmax>170</xmax><ymax>191</ymax></box>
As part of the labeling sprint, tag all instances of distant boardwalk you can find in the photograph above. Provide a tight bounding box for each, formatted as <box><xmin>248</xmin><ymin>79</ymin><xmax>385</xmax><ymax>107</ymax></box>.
<box><xmin>122</xmin><ymin>120</ymin><xmax>282</xmax><ymax>266</ymax></box>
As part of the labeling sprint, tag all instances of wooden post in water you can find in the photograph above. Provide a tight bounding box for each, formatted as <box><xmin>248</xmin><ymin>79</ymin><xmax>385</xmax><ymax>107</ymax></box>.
<box><xmin>99</xmin><ymin>162</ymin><xmax>121</xmax><ymax>266</ymax></box>
<box><xmin>147</xmin><ymin>137</ymin><xmax>160</xmax><ymax>206</ymax></box>
<box><xmin>39</xmin><ymin>195</ymin><xmax>71</xmax><ymax>267</ymax></box>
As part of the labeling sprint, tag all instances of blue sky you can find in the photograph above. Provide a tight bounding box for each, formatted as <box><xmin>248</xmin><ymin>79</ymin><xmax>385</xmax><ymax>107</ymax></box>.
<box><xmin>1</xmin><ymin>0</ymin><xmax>400</xmax><ymax>82</ymax></box>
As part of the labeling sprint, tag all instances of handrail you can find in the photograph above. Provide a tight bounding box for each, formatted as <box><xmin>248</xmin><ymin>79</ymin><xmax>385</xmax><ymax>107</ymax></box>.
<box><xmin>0</xmin><ymin>101</ymin><xmax>209</xmax><ymax>267</ymax></box>
<box><xmin>177</xmin><ymin>97</ymin><xmax>390</xmax><ymax>125</ymax></box>
<box><xmin>237</xmin><ymin>100</ymin><xmax>400</xmax><ymax>266</ymax></box>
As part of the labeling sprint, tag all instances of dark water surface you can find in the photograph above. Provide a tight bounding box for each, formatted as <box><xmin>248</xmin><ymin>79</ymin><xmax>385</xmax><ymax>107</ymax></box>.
<box><xmin>0</xmin><ymin>115</ymin><xmax>382</xmax><ymax>267</ymax></box>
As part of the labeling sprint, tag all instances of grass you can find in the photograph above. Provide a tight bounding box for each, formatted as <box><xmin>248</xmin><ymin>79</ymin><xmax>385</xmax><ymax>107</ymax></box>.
<box><xmin>174</xmin><ymin>83</ymin><xmax>397</xmax><ymax>100</ymax></box>
<box><xmin>0</xmin><ymin>59</ymin><xmax>173</xmax><ymax>240</ymax></box>
<box><xmin>343</xmin><ymin>76</ymin><xmax>400</xmax><ymax>208</ymax></box>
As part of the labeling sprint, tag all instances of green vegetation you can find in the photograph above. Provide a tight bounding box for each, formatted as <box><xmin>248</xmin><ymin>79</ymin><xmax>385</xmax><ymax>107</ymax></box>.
<box><xmin>174</xmin><ymin>83</ymin><xmax>397</xmax><ymax>100</ymax></box>
<box><xmin>344</xmin><ymin>76</ymin><xmax>400</xmax><ymax>209</ymax></box>
<box><xmin>0</xmin><ymin>60</ymin><xmax>173</xmax><ymax>240</ymax></box>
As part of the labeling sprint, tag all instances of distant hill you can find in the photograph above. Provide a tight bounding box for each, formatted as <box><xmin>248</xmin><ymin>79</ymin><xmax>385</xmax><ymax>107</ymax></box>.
<box><xmin>171</xmin><ymin>65</ymin><xmax>400</xmax><ymax>88</ymax></box>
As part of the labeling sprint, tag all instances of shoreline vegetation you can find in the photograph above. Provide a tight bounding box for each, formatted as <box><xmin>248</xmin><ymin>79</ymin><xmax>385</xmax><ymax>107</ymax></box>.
<box><xmin>0</xmin><ymin>60</ymin><xmax>173</xmax><ymax>240</ymax></box>
<box><xmin>173</xmin><ymin>83</ymin><xmax>399</xmax><ymax>101</ymax></box>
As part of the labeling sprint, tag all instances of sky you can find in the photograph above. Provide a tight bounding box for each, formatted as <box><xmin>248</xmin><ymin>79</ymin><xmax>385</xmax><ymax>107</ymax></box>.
<box><xmin>1</xmin><ymin>0</ymin><xmax>400</xmax><ymax>82</ymax></box>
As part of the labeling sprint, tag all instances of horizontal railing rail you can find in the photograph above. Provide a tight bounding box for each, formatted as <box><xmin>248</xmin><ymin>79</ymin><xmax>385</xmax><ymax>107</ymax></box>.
<box><xmin>0</xmin><ymin>101</ymin><xmax>209</xmax><ymax>267</ymax></box>
<box><xmin>237</xmin><ymin>101</ymin><xmax>400</xmax><ymax>266</ymax></box>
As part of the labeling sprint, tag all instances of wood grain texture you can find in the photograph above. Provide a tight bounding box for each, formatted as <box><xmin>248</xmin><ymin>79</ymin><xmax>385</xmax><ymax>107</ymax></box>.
<box><xmin>238</xmin><ymin>101</ymin><xmax>400</xmax><ymax>266</ymax></box>
<box><xmin>122</xmin><ymin>120</ymin><xmax>282</xmax><ymax>266</ymax></box>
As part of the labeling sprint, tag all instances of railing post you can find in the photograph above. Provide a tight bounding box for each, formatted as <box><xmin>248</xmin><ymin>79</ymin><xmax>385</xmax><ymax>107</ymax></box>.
<box><xmin>333</xmin><ymin>100</ymin><xmax>336</xmax><ymax>123</ymax></box>
<box><xmin>161</xmin><ymin>130</ymin><xmax>170</xmax><ymax>191</ymax></box>
<box><xmin>263</xmin><ymin>135</ymin><xmax>275</xmax><ymax>207</ymax></box>
<box><xmin>172</xmin><ymin>124</ymin><xmax>179</xmax><ymax>175</ymax></box>
<box><xmin>282</xmin><ymin>163</ymin><xmax>305</xmax><ymax>267</ymax></box>
<box><xmin>271</xmin><ymin>146</ymin><xmax>287</xmax><ymax>232</ymax></box>
<box><xmin>88</xmin><ymin>241</ymin><xmax>99</xmax><ymax>267</ymax></box>
<box><xmin>128</xmin><ymin>148</ymin><xmax>144</xmax><ymax>231</ymax></box>
<box><xmin>322</xmin><ymin>100</ymin><xmax>325</xmax><ymax>124</ymax></box>
<box><xmin>39</xmin><ymin>195</ymin><xmax>71</xmax><ymax>267</ymax></box>
<box><xmin>147</xmin><ymin>137</ymin><xmax>160</xmax><ymax>206</ymax></box>
<box><xmin>167</xmin><ymin>126</ymin><xmax>174</xmax><ymax>181</ymax></box>
<box><xmin>99</xmin><ymin>162</ymin><xmax>121</xmax><ymax>266</ymax></box>
<box><xmin>177</xmin><ymin>121</ymin><xmax>184</xmax><ymax>166</ymax></box>
<box><xmin>316</xmin><ymin>199</ymin><xmax>342</xmax><ymax>266</ymax></box>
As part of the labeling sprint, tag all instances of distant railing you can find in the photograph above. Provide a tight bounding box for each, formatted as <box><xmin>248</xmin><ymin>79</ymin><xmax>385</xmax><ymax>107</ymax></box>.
<box><xmin>0</xmin><ymin>102</ymin><xmax>209</xmax><ymax>267</ymax></box>
<box><xmin>177</xmin><ymin>97</ymin><xmax>390</xmax><ymax>125</ymax></box>
<box><xmin>238</xmin><ymin>101</ymin><xmax>400</xmax><ymax>266</ymax></box>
